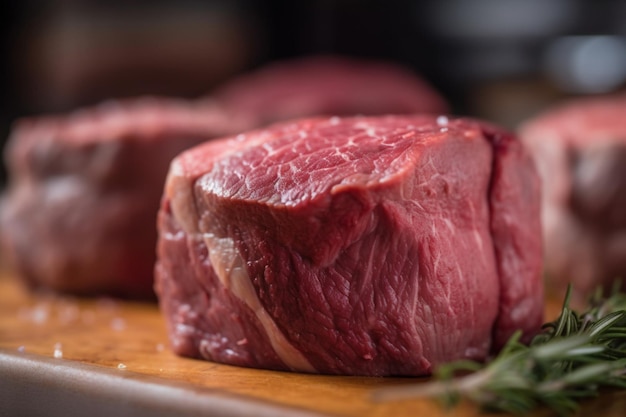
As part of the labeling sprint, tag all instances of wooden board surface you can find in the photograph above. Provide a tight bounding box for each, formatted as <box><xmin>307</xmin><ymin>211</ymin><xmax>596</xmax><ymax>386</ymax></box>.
<box><xmin>1</xmin><ymin>271</ymin><xmax>625</xmax><ymax>417</ymax></box>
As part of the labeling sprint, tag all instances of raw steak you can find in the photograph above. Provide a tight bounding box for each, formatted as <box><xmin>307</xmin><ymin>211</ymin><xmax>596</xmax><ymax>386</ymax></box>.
<box><xmin>520</xmin><ymin>95</ymin><xmax>626</xmax><ymax>302</ymax></box>
<box><xmin>155</xmin><ymin>115</ymin><xmax>543</xmax><ymax>376</ymax></box>
<box><xmin>212</xmin><ymin>56</ymin><xmax>448</xmax><ymax>125</ymax></box>
<box><xmin>0</xmin><ymin>97</ymin><xmax>253</xmax><ymax>298</ymax></box>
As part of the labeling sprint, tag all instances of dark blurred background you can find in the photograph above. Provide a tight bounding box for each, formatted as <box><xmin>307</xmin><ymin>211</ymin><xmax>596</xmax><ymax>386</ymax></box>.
<box><xmin>2</xmin><ymin>0</ymin><xmax>626</xmax><ymax>186</ymax></box>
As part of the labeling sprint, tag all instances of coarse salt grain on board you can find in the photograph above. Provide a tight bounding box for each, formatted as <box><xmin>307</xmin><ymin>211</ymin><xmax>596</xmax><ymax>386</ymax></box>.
<box><xmin>53</xmin><ymin>342</ymin><xmax>63</xmax><ymax>359</ymax></box>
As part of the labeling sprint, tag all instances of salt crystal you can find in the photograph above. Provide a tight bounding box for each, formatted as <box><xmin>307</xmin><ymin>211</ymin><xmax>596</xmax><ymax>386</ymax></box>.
<box><xmin>53</xmin><ymin>342</ymin><xmax>63</xmax><ymax>359</ymax></box>
<box><xmin>17</xmin><ymin>346</ymin><xmax>25</xmax><ymax>353</ymax></box>
<box><xmin>117</xmin><ymin>363</ymin><xmax>127</xmax><ymax>370</ymax></box>
<box><xmin>436</xmin><ymin>115</ymin><xmax>449</xmax><ymax>127</ymax></box>
<box><xmin>329</xmin><ymin>116</ymin><xmax>340</xmax><ymax>125</ymax></box>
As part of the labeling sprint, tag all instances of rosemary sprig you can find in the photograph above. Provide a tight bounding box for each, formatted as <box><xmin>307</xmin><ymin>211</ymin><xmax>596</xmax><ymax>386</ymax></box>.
<box><xmin>374</xmin><ymin>283</ymin><xmax>626</xmax><ymax>416</ymax></box>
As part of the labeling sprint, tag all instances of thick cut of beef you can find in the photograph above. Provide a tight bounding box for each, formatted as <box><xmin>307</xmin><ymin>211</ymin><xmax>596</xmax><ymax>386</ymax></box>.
<box><xmin>520</xmin><ymin>95</ymin><xmax>626</xmax><ymax>302</ymax></box>
<box><xmin>155</xmin><ymin>115</ymin><xmax>543</xmax><ymax>376</ymax></box>
<box><xmin>212</xmin><ymin>56</ymin><xmax>448</xmax><ymax>126</ymax></box>
<box><xmin>0</xmin><ymin>97</ymin><xmax>254</xmax><ymax>298</ymax></box>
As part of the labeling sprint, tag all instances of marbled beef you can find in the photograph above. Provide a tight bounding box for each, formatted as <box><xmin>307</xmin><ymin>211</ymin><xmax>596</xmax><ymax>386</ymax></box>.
<box><xmin>155</xmin><ymin>115</ymin><xmax>543</xmax><ymax>376</ymax></box>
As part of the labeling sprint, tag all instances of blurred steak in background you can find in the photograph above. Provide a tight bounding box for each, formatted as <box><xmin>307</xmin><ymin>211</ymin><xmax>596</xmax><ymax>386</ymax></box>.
<box><xmin>519</xmin><ymin>94</ymin><xmax>626</xmax><ymax>303</ymax></box>
<box><xmin>0</xmin><ymin>97</ymin><xmax>254</xmax><ymax>298</ymax></box>
<box><xmin>212</xmin><ymin>55</ymin><xmax>448</xmax><ymax>125</ymax></box>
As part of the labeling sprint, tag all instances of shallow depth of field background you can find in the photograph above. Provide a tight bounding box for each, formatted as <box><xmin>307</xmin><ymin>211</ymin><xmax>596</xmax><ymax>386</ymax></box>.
<box><xmin>1</xmin><ymin>0</ymin><xmax>625</xmax><ymax>186</ymax></box>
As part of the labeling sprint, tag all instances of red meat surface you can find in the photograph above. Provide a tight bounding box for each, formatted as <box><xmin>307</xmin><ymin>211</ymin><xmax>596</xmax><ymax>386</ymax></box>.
<box><xmin>155</xmin><ymin>115</ymin><xmax>543</xmax><ymax>376</ymax></box>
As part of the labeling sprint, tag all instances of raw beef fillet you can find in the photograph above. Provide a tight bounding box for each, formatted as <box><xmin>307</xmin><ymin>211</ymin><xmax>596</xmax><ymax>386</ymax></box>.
<box><xmin>155</xmin><ymin>115</ymin><xmax>543</xmax><ymax>376</ymax></box>
<box><xmin>0</xmin><ymin>97</ymin><xmax>253</xmax><ymax>298</ymax></box>
<box><xmin>520</xmin><ymin>95</ymin><xmax>626</xmax><ymax>302</ymax></box>
<box><xmin>212</xmin><ymin>55</ymin><xmax>448</xmax><ymax>126</ymax></box>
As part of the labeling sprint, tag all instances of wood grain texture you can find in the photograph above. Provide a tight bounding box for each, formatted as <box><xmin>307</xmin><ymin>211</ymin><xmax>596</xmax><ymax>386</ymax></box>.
<box><xmin>0</xmin><ymin>271</ymin><xmax>624</xmax><ymax>417</ymax></box>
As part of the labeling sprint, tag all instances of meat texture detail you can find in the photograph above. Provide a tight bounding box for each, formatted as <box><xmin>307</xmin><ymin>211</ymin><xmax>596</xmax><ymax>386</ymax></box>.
<box><xmin>155</xmin><ymin>115</ymin><xmax>543</xmax><ymax>376</ymax></box>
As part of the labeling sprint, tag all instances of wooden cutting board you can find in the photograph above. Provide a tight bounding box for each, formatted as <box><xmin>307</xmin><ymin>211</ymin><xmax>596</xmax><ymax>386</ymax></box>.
<box><xmin>1</xmin><ymin>271</ymin><xmax>624</xmax><ymax>417</ymax></box>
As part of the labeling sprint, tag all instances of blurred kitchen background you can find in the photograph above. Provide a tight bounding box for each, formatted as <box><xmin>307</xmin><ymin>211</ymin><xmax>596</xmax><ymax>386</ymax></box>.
<box><xmin>2</xmin><ymin>0</ymin><xmax>626</xmax><ymax>186</ymax></box>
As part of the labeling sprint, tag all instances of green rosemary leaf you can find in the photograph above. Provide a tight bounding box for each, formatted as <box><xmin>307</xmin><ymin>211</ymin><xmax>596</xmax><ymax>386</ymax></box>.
<box><xmin>587</xmin><ymin>311</ymin><xmax>625</xmax><ymax>337</ymax></box>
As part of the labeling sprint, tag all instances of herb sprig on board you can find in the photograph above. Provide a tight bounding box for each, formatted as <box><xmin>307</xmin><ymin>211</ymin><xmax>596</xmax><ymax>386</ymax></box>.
<box><xmin>374</xmin><ymin>283</ymin><xmax>626</xmax><ymax>416</ymax></box>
